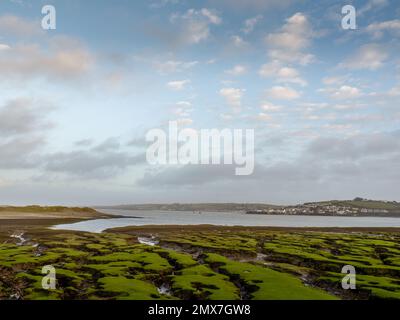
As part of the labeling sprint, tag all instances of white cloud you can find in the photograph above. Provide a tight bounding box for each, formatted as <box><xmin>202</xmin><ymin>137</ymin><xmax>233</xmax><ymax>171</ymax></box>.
<box><xmin>0</xmin><ymin>37</ymin><xmax>94</xmax><ymax>81</ymax></box>
<box><xmin>170</xmin><ymin>8</ymin><xmax>221</xmax><ymax>44</ymax></box>
<box><xmin>176</xmin><ymin>118</ymin><xmax>193</xmax><ymax>126</ymax></box>
<box><xmin>200</xmin><ymin>8</ymin><xmax>222</xmax><ymax>25</ymax></box>
<box><xmin>257</xmin><ymin>112</ymin><xmax>273</xmax><ymax>121</ymax></box>
<box><xmin>276</xmin><ymin>67</ymin><xmax>307</xmax><ymax>86</ymax></box>
<box><xmin>340</xmin><ymin>44</ymin><xmax>388</xmax><ymax>70</ymax></box>
<box><xmin>261</xmin><ymin>102</ymin><xmax>283</xmax><ymax>112</ymax></box>
<box><xmin>220</xmin><ymin>113</ymin><xmax>233</xmax><ymax>121</ymax></box>
<box><xmin>220</xmin><ymin>87</ymin><xmax>245</xmax><ymax>109</ymax></box>
<box><xmin>176</xmin><ymin>101</ymin><xmax>192</xmax><ymax>108</ymax></box>
<box><xmin>172</xmin><ymin>101</ymin><xmax>193</xmax><ymax>117</ymax></box>
<box><xmin>155</xmin><ymin>60</ymin><xmax>198</xmax><ymax>74</ymax></box>
<box><xmin>266</xmin><ymin>86</ymin><xmax>301</xmax><ymax>100</ymax></box>
<box><xmin>331</xmin><ymin>86</ymin><xmax>362</xmax><ymax>100</ymax></box>
<box><xmin>259</xmin><ymin>61</ymin><xmax>307</xmax><ymax>86</ymax></box>
<box><xmin>0</xmin><ymin>15</ymin><xmax>42</xmax><ymax>36</ymax></box>
<box><xmin>241</xmin><ymin>15</ymin><xmax>263</xmax><ymax>34</ymax></box>
<box><xmin>388</xmin><ymin>86</ymin><xmax>400</xmax><ymax>96</ymax></box>
<box><xmin>265</xmin><ymin>12</ymin><xmax>315</xmax><ymax>65</ymax></box>
<box><xmin>231</xmin><ymin>35</ymin><xmax>248</xmax><ymax>47</ymax></box>
<box><xmin>0</xmin><ymin>44</ymin><xmax>10</xmax><ymax>51</ymax></box>
<box><xmin>258</xmin><ymin>60</ymin><xmax>280</xmax><ymax>77</ymax></box>
<box><xmin>322</xmin><ymin>76</ymin><xmax>346</xmax><ymax>86</ymax></box>
<box><xmin>225</xmin><ymin>65</ymin><xmax>247</xmax><ymax>76</ymax></box>
<box><xmin>167</xmin><ymin>79</ymin><xmax>191</xmax><ymax>90</ymax></box>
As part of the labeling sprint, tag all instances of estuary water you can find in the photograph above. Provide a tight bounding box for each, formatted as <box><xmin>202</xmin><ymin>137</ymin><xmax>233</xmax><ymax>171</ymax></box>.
<box><xmin>52</xmin><ymin>209</ymin><xmax>400</xmax><ymax>233</ymax></box>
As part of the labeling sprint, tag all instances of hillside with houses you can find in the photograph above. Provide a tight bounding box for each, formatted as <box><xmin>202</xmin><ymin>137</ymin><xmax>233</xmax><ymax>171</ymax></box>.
<box><xmin>246</xmin><ymin>198</ymin><xmax>400</xmax><ymax>217</ymax></box>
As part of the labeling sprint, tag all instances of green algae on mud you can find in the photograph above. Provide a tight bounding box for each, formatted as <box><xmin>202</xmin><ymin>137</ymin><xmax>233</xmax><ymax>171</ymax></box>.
<box><xmin>0</xmin><ymin>224</ymin><xmax>400</xmax><ymax>300</ymax></box>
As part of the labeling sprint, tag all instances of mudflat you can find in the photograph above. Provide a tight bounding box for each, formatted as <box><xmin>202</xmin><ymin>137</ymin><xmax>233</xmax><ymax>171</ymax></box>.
<box><xmin>1</xmin><ymin>212</ymin><xmax>400</xmax><ymax>300</ymax></box>
<box><xmin>0</xmin><ymin>206</ymin><xmax>113</xmax><ymax>220</ymax></box>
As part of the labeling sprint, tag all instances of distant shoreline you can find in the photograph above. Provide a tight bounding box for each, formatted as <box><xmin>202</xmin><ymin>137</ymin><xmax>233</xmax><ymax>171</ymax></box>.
<box><xmin>97</xmin><ymin>199</ymin><xmax>400</xmax><ymax>218</ymax></box>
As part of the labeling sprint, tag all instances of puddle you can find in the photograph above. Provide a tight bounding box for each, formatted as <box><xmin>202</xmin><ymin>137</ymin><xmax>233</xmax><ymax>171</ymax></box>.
<box><xmin>157</xmin><ymin>283</ymin><xmax>172</xmax><ymax>296</ymax></box>
<box><xmin>138</xmin><ymin>236</ymin><xmax>159</xmax><ymax>246</ymax></box>
<box><xmin>10</xmin><ymin>233</ymin><xmax>28</xmax><ymax>246</ymax></box>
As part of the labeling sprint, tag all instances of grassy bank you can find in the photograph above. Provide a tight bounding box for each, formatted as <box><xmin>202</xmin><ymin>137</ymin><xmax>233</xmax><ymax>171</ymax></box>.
<box><xmin>0</xmin><ymin>206</ymin><xmax>113</xmax><ymax>220</ymax></box>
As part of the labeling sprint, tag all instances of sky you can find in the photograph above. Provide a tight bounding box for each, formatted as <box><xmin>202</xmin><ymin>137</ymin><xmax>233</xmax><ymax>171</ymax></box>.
<box><xmin>0</xmin><ymin>0</ymin><xmax>399</xmax><ymax>205</ymax></box>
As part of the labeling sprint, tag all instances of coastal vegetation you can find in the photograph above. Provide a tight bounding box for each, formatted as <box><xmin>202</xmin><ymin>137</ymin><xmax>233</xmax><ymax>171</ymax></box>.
<box><xmin>1</xmin><ymin>221</ymin><xmax>399</xmax><ymax>300</ymax></box>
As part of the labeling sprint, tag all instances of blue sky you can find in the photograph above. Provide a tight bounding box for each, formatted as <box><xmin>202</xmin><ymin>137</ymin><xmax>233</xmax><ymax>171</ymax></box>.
<box><xmin>0</xmin><ymin>0</ymin><xmax>399</xmax><ymax>205</ymax></box>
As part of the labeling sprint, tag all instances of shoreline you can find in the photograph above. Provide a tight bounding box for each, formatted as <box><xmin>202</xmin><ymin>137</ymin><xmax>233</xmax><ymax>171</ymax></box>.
<box><xmin>106</xmin><ymin>224</ymin><xmax>400</xmax><ymax>234</ymax></box>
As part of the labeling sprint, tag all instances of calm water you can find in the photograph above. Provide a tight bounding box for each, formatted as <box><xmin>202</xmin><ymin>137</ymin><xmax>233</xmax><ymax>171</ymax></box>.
<box><xmin>51</xmin><ymin>209</ymin><xmax>400</xmax><ymax>233</ymax></box>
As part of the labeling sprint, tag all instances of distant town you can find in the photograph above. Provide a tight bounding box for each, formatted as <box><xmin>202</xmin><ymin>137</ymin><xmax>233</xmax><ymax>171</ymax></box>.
<box><xmin>98</xmin><ymin>198</ymin><xmax>400</xmax><ymax>217</ymax></box>
<box><xmin>246</xmin><ymin>198</ymin><xmax>400</xmax><ymax>217</ymax></box>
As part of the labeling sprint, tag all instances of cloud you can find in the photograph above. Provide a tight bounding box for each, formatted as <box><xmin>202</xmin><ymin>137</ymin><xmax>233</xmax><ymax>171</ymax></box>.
<box><xmin>150</xmin><ymin>0</ymin><xmax>180</xmax><ymax>9</ymax></box>
<box><xmin>366</xmin><ymin>19</ymin><xmax>400</xmax><ymax>38</ymax></box>
<box><xmin>0</xmin><ymin>36</ymin><xmax>94</xmax><ymax>82</ymax></box>
<box><xmin>261</xmin><ymin>102</ymin><xmax>283</xmax><ymax>112</ymax></box>
<box><xmin>45</xmin><ymin>139</ymin><xmax>145</xmax><ymax>179</ymax></box>
<box><xmin>0</xmin><ymin>43</ymin><xmax>10</xmax><ymax>51</ymax></box>
<box><xmin>75</xmin><ymin>139</ymin><xmax>94</xmax><ymax>147</ymax></box>
<box><xmin>93</xmin><ymin>137</ymin><xmax>121</xmax><ymax>152</ymax></box>
<box><xmin>225</xmin><ymin>65</ymin><xmax>247</xmax><ymax>76</ymax></box>
<box><xmin>136</xmin><ymin>131</ymin><xmax>400</xmax><ymax>203</ymax></box>
<box><xmin>220</xmin><ymin>88</ymin><xmax>245</xmax><ymax>109</ymax></box>
<box><xmin>167</xmin><ymin>79</ymin><xmax>191</xmax><ymax>90</ymax></box>
<box><xmin>231</xmin><ymin>35</ymin><xmax>248</xmax><ymax>48</ymax></box>
<box><xmin>322</xmin><ymin>76</ymin><xmax>347</xmax><ymax>86</ymax></box>
<box><xmin>154</xmin><ymin>59</ymin><xmax>198</xmax><ymax>74</ymax></box>
<box><xmin>266</xmin><ymin>86</ymin><xmax>301</xmax><ymax>100</ymax></box>
<box><xmin>0</xmin><ymin>136</ymin><xmax>44</xmax><ymax>169</ymax></box>
<box><xmin>0</xmin><ymin>99</ymin><xmax>52</xmax><ymax>136</ymax></box>
<box><xmin>359</xmin><ymin>0</ymin><xmax>389</xmax><ymax>15</ymax></box>
<box><xmin>331</xmin><ymin>86</ymin><xmax>362</xmax><ymax>99</ymax></box>
<box><xmin>307</xmin><ymin>132</ymin><xmax>400</xmax><ymax>160</ymax></box>
<box><xmin>339</xmin><ymin>44</ymin><xmax>388</xmax><ymax>70</ymax></box>
<box><xmin>0</xmin><ymin>14</ymin><xmax>42</xmax><ymax>36</ymax></box>
<box><xmin>170</xmin><ymin>101</ymin><xmax>194</xmax><ymax>125</ymax></box>
<box><xmin>209</xmin><ymin>0</ymin><xmax>295</xmax><ymax>11</ymax></box>
<box><xmin>176</xmin><ymin>118</ymin><xmax>193</xmax><ymax>126</ymax></box>
<box><xmin>259</xmin><ymin>60</ymin><xmax>307</xmax><ymax>86</ymax></box>
<box><xmin>200</xmin><ymin>8</ymin><xmax>222</xmax><ymax>25</ymax></box>
<box><xmin>170</xmin><ymin>8</ymin><xmax>221</xmax><ymax>44</ymax></box>
<box><xmin>139</xmin><ymin>164</ymin><xmax>244</xmax><ymax>187</ymax></box>
<box><xmin>388</xmin><ymin>86</ymin><xmax>400</xmax><ymax>96</ymax></box>
<box><xmin>257</xmin><ymin>112</ymin><xmax>273</xmax><ymax>121</ymax></box>
<box><xmin>0</xmin><ymin>98</ymin><xmax>53</xmax><ymax>169</ymax></box>
<box><xmin>241</xmin><ymin>15</ymin><xmax>263</xmax><ymax>34</ymax></box>
<box><xmin>172</xmin><ymin>101</ymin><xmax>193</xmax><ymax>117</ymax></box>
<box><xmin>265</xmin><ymin>12</ymin><xmax>315</xmax><ymax>65</ymax></box>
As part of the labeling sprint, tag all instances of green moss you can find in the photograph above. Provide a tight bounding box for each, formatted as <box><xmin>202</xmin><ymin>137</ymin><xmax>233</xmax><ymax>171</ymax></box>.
<box><xmin>205</xmin><ymin>253</ymin><xmax>338</xmax><ymax>300</ymax></box>
<box><xmin>320</xmin><ymin>272</ymin><xmax>400</xmax><ymax>299</ymax></box>
<box><xmin>1</xmin><ymin>227</ymin><xmax>399</xmax><ymax>300</ymax></box>
<box><xmin>86</xmin><ymin>261</ymin><xmax>142</xmax><ymax>277</ymax></box>
<box><xmin>156</xmin><ymin>249</ymin><xmax>198</xmax><ymax>268</ymax></box>
<box><xmin>171</xmin><ymin>265</ymin><xmax>240</xmax><ymax>300</ymax></box>
<box><xmin>96</xmin><ymin>276</ymin><xmax>162</xmax><ymax>300</ymax></box>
